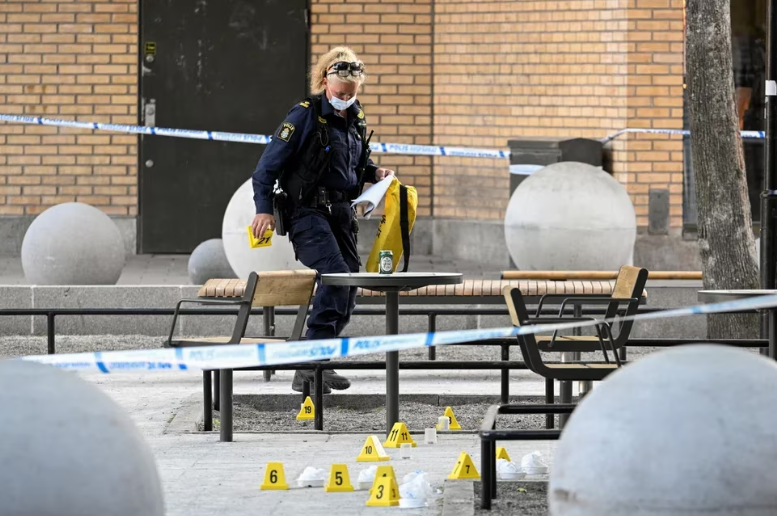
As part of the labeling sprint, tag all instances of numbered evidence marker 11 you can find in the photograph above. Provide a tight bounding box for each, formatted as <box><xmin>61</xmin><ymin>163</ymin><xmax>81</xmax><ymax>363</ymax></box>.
<box><xmin>366</xmin><ymin>475</ymin><xmax>400</xmax><ymax>507</ymax></box>
<box><xmin>324</xmin><ymin>463</ymin><xmax>354</xmax><ymax>492</ymax></box>
<box><xmin>443</xmin><ymin>406</ymin><xmax>462</xmax><ymax>430</ymax></box>
<box><xmin>356</xmin><ymin>435</ymin><xmax>390</xmax><ymax>462</ymax></box>
<box><xmin>247</xmin><ymin>227</ymin><xmax>273</xmax><ymax>248</ymax></box>
<box><xmin>296</xmin><ymin>396</ymin><xmax>315</xmax><ymax>421</ymax></box>
<box><xmin>383</xmin><ymin>422</ymin><xmax>417</xmax><ymax>448</ymax></box>
<box><xmin>496</xmin><ymin>446</ymin><xmax>511</xmax><ymax>462</ymax></box>
<box><xmin>447</xmin><ymin>452</ymin><xmax>480</xmax><ymax>480</ymax></box>
<box><xmin>260</xmin><ymin>462</ymin><xmax>290</xmax><ymax>490</ymax></box>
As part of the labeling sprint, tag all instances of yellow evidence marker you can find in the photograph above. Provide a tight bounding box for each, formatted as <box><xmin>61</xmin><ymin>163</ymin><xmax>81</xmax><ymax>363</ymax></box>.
<box><xmin>260</xmin><ymin>462</ymin><xmax>289</xmax><ymax>490</ymax></box>
<box><xmin>366</xmin><ymin>475</ymin><xmax>400</xmax><ymax>507</ymax></box>
<box><xmin>369</xmin><ymin>465</ymin><xmax>397</xmax><ymax>494</ymax></box>
<box><xmin>296</xmin><ymin>396</ymin><xmax>315</xmax><ymax>421</ymax></box>
<box><xmin>324</xmin><ymin>463</ymin><xmax>354</xmax><ymax>492</ymax></box>
<box><xmin>442</xmin><ymin>406</ymin><xmax>462</xmax><ymax>430</ymax></box>
<box><xmin>356</xmin><ymin>435</ymin><xmax>391</xmax><ymax>462</ymax></box>
<box><xmin>383</xmin><ymin>422</ymin><xmax>417</xmax><ymax>448</ymax></box>
<box><xmin>496</xmin><ymin>446</ymin><xmax>511</xmax><ymax>462</ymax></box>
<box><xmin>247</xmin><ymin>227</ymin><xmax>273</xmax><ymax>248</ymax></box>
<box><xmin>447</xmin><ymin>452</ymin><xmax>480</xmax><ymax>480</ymax></box>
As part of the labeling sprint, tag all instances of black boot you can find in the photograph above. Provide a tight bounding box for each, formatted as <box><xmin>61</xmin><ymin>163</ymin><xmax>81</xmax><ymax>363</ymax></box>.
<box><xmin>291</xmin><ymin>370</ymin><xmax>332</xmax><ymax>394</ymax></box>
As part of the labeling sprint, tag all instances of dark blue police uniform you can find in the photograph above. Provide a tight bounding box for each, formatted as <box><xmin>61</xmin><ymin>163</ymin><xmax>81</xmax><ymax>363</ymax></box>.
<box><xmin>252</xmin><ymin>95</ymin><xmax>377</xmax><ymax>342</ymax></box>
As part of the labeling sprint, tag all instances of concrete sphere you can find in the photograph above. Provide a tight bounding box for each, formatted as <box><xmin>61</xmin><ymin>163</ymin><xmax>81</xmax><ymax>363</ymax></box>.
<box><xmin>505</xmin><ymin>162</ymin><xmax>636</xmax><ymax>270</ymax></box>
<box><xmin>188</xmin><ymin>238</ymin><xmax>236</xmax><ymax>284</ymax></box>
<box><xmin>0</xmin><ymin>360</ymin><xmax>164</xmax><ymax>515</ymax></box>
<box><xmin>222</xmin><ymin>179</ymin><xmax>307</xmax><ymax>278</ymax></box>
<box><xmin>549</xmin><ymin>345</ymin><xmax>777</xmax><ymax>516</ymax></box>
<box><xmin>22</xmin><ymin>202</ymin><xmax>125</xmax><ymax>285</ymax></box>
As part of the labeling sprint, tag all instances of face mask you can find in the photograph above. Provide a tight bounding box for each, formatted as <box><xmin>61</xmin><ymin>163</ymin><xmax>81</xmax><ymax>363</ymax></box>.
<box><xmin>329</xmin><ymin>94</ymin><xmax>356</xmax><ymax>111</ymax></box>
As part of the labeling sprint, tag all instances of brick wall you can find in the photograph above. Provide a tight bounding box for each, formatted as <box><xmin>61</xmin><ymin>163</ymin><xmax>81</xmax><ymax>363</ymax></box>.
<box><xmin>310</xmin><ymin>0</ymin><xmax>434</xmax><ymax>217</ymax></box>
<box><xmin>0</xmin><ymin>0</ymin><xmax>137</xmax><ymax>217</ymax></box>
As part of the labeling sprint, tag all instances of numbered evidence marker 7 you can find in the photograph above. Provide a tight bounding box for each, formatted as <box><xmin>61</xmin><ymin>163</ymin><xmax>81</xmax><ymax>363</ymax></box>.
<box><xmin>260</xmin><ymin>461</ymin><xmax>290</xmax><ymax>490</ymax></box>
<box><xmin>366</xmin><ymin>475</ymin><xmax>400</xmax><ymax>507</ymax></box>
<box><xmin>357</xmin><ymin>435</ymin><xmax>390</xmax><ymax>462</ymax></box>
<box><xmin>383</xmin><ymin>422</ymin><xmax>417</xmax><ymax>448</ymax></box>
<box><xmin>324</xmin><ymin>463</ymin><xmax>354</xmax><ymax>492</ymax></box>
<box><xmin>447</xmin><ymin>452</ymin><xmax>480</xmax><ymax>480</ymax></box>
<box><xmin>247</xmin><ymin>227</ymin><xmax>273</xmax><ymax>248</ymax></box>
<box><xmin>296</xmin><ymin>396</ymin><xmax>315</xmax><ymax>421</ymax></box>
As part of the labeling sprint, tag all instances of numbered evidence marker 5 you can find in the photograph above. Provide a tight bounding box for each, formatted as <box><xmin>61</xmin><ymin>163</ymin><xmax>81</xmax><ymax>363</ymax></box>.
<box><xmin>356</xmin><ymin>435</ymin><xmax>390</xmax><ymax>462</ymax></box>
<box><xmin>247</xmin><ymin>227</ymin><xmax>273</xmax><ymax>248</ymax></box>
<box><xmin>260</xmin><ymin>461</ymin><xmax>290</xmax><ymax>490</ymax></box>
<box><xmin>324</xmin><ymin>463</ymin><xmax>354</xmax><ymax>492</ymax></box>
<box><xmin>447</xmin><ymin>452</ymin><xmax>480</xmax><ymax>480</ymax></box>
<box><xmin>296</xmin><ymin>396</ymin><xmax>315</xmax><ymax>421</ymax></box>
<box><xmin>366</xmin><ymin>475</ymin><xmax>400</xmax><ymax>507</ymax></box>
<box><xmin>383</xmin><ymin>422</ymin><xmax>417</xmax><ymax>448</ymax></box>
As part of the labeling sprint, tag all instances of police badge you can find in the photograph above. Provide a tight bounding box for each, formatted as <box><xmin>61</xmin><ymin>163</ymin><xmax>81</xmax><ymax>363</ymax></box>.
<box><xmin>278</xmin><ymin>122</ymin><xmax>295</xmax><ymax>142</ymax></box>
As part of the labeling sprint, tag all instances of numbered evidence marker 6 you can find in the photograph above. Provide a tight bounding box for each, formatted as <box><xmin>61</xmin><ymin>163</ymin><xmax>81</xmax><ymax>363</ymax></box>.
<box><xmin>296</xmin><ymin>396</ymin><xmax>315</xmax><ymax>421</ymax></box>
<box><xmin>324</xmin><ymin>463</ymin><xmax>354</xmax><ymax>492</ymax></box>
<box><xmin>260</xmin><ymin>462</ymin><xmax>290</xmax><ymax>490</ymax></box>
<box><xmin>383</xmin><ymin>422</ymin><xmax>417</xmax><ymax>448</ymax></box>
<box><xmin>366</xmin><ymin>475</ymin><xmax>400</xmax><ymax>507</ymax></box>
<box><xmin>247</xmin><ymin>227</ymin><xmax>273</xmax><ymax>248</ymax></box>
<box><xmin>447</xmin><ymin>452</ymin><xmax>480</xmax><ymax>480</ymax></box>
<box><xmin>356</xmin><ymin>435</ymin><xmax>390</xmax><ymax>462</ymax></box>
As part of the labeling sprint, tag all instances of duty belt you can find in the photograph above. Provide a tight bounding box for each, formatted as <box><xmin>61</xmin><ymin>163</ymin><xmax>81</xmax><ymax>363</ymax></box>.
<box><xmin>306</xmin><ymin>186</ymin><xmax>348</xmax><ymax>212</ymax></box>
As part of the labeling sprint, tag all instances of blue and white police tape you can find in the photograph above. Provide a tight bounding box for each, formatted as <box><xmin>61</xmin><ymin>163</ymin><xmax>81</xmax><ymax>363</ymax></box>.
<box><xmin>17</xmin><ymin>292</ymin><xmax>777</xmax><ymax>374</ymax></box>
<box><xmin>1</xmin><ymin>113</ymin><xmax>765</xmax><ymax>161</ymax></box>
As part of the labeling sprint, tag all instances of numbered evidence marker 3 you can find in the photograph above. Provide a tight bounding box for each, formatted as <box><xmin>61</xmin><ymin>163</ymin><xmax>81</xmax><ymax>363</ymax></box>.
<box><xmin>324</xmin><ymin>463</ymin><xmax>354</xmax><ymax>492</ymax></box>
<box><xmin>443</xmin><ymin>406</ymin><xmax>462</xmax><ymax>430</ymax></box>
<box><xmin>357</xmin><ymin>435</ymin><xmax>390</xmax><ymax>462</ymax></box>
<box><xmin>369</xmin><ymin>465</ymin><xmax>396</xmax><ymax>495</ymax></box>
<box><xmin>366</xmin><ymin>475</ymin><xmax>400</xmax><ymax>507</ymax></box>
<box><xmin>247</xmin><ymin>227</ymin><xmax>273</xmax><ymax>248</ymax></box>
<box><xmin>296</xmin><ymin>396</ymin><xmax>315</xmax><ymax>421</ymax></box>
<box><xmin>447</xmin><ymin>452</ymin><xmax>480</xmax><ymax>480</ymax></box>
<box><xmin>260</xmin><ymin>462</ymin><xmax>290</xmax><ymax>490</ymax></box>
<box><xmin>496</xmin><ymin>447</ymin><xmax>511</xmax><ymax>462</ymax></box>
<box><xmin>383</xmin><ymin>422</ymin><xmax>417</xmax><ymax>448</ymax></box>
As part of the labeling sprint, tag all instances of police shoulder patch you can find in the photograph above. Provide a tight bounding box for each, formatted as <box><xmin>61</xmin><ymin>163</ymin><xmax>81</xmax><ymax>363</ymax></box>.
<box><xmin>357</xmin><ymin>109</ymin><xmax>365</xmax><ymax>119</ymax></box>
<box><xmin>278</xmin><ymin>122</ymin><xmax>295</xmax><ymax>142</ymax></box>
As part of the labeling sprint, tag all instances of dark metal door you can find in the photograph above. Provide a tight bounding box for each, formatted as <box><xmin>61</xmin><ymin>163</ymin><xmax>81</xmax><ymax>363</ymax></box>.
<box><xmin>139</xmin><ymin>0</ymin><xmax>308</xmax><ymax>253</ymax></box>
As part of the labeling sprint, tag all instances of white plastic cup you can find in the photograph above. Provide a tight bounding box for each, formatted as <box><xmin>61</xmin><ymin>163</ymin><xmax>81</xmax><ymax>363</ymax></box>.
<box><xmin>437</xmin><ymin>416</ymin><xmax>449</xmax><ymax>431</ymax></box>
<box><xmin>400</xmin><ymin>443</ymin><xmax>412</xmax><ymax>459</ymax></box>
<box><xmin>424</xmin><ymin>428</ymin><xmax>437</xmax><ymax>444</ymax></box>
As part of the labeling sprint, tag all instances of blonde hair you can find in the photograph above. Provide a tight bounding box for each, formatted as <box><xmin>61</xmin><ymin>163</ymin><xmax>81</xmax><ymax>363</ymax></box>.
<box><xmin>309</xmin><ymin>46</ymin><xmax>366</xmax><ymax>94</ymax></box>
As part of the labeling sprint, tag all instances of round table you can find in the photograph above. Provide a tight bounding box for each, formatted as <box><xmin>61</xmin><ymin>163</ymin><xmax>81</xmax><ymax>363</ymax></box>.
<box><xmin>322</xmin><ymin>272</ymin><xmax>463</xmax><ymax>433</ymax></box>
<box><xmin>698</xmin><ymin>289</ymin><xmax>777</xmax><ymax>358</ymax></box>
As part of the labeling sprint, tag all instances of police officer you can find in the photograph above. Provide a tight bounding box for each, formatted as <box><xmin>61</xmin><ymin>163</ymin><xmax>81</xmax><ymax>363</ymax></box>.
<box><xmin>251</xmin><ymin>47</ymin><xmax>394</xmax><ymax>393</ymax></box>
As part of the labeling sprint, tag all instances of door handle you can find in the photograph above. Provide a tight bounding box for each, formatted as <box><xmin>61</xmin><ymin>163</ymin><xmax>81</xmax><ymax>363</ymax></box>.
<box><xmin>144</xmin><ymin>99</ymin><xmax>156</xmax><ymax>127</ymax></box>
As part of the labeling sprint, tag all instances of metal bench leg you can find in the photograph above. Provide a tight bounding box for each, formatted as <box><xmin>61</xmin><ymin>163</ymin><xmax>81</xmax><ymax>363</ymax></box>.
<box><xmin>545</xmin><ymin>378</ymin><xmax>555</xmax><ymax>429</ymax></box>
<box><xmin>220</xmin><ymin>369</ymin><xmax>233</xmax><ymax>442</ymax></box>
<box><xmin>481</xmin><ymin>438</ymin><xmax>492</xmax><ymax>510</ymax></box>
<box><xmin>314</xmin><ymin>368</ymin><xmax>324</xmax><ymax>431</ymax></box>
<box><xmin>203</xmin><ymin>371</ymin><xmax>213</xmax><ymax>431</ymax></box>
<box><xmin>302</xmin><ymin>380</ymin><xmax>311</xmax><ymax>401</ymax></box>
<box><xmin>213</xmin><ymin>370</ymin><xmax>220</xmax><ymax>410</ymax></box>
<box><xmin>500</xmin><ymin>344</ymin><xmax>509</xmax><ymax>404</ymax></box>
<box><xmin>490</xmin><ymin>439</ymin><xmax>497</xmax><ymax>499</ymax></box>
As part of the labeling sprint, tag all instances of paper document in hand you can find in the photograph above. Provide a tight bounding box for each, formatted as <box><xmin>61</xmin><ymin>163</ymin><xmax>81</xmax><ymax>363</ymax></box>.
<box><xmin>351</xmin><ymin>175</ymin><xmax>395</xmax><ymax>218</ymax></box>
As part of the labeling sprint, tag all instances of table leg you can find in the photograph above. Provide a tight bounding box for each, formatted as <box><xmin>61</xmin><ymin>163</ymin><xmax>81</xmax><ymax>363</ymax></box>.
<box><xmin>386</xmin><ymin>290</ymin><xmax>400</xmax><ymax>435</ymax></box>
<box><xmin>770</xmin><ymin>308</ymin><xmax>777</xmax><ymax>359</ymax></box>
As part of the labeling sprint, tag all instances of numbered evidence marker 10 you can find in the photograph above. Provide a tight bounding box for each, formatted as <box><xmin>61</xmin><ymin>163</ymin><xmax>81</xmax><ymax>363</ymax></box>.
<box><xmin>356</xmin><ymin>435</ymin><xmax>390</xmax><ymax>462</ymax></box>
<box><xmin>324</xmin><ymin>463</ymin><xmax>355</xmax><ymax>492</ymax></box>
<box><xmin>447</xmin><ymin>452</ymin><xmax>480</xmax><ymax>480</ymax></box>
<box><xmin>247</xmin><ymin>227</ymin><xmax>273</xmax><ymax>248</ymax></box>
<box><xmin>296</xmin><ymin>396</ymin><xmax>315</xmax><ymax>421</ymax></box>
<box><xmin>383</xmin><ymin>422</ymin><xmax>417</xmax><ymax>448</ymax></box>
<box><xmin>366</xmin><ymin>475</ymin><xmax>400</xmax><ymax>507</ymax></box>
<box><xmin>369</xmin><ymin>465</ymin><xmax>397</xmax><ymax>495</ymax></box>
<box><xmin>260</xmin><ymin>462</ymin><xmax>290</xmax><ymax>490</ymax></box>
<box><xmin>496</xmin><ymin>447</ymin><xmax>511</xmax><ymax>462</ymax></box>
<box><xmin>443</xmin><ymin>406</ymin><xmax>462</xmax><ymax>430</ymax></box>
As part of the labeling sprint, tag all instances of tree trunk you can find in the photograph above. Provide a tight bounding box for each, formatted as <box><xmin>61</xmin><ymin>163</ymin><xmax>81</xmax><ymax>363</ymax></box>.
<box><xmin>686</xmin><ymin>0</ymin><xmax>760</xmax><ymax>339</ymax></box>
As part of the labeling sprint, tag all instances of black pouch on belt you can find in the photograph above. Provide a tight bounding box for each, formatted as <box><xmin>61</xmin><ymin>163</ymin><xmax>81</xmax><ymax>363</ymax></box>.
<box><xmin>272</xmin><ymin>189</ymin><xmax>288</xmax><ymax>236</ymax></box>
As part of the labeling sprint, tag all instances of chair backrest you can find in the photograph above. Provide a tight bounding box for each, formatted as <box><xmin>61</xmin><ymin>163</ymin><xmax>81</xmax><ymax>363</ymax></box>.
<box><xmin>503</xmin><ymin>286</ymin><xmax>545</xmax><ymax>373</ymax></box>
<box><xmin>605</xmin><ymin>265</ymin><xmax>649</xmax><ymax>340</ymax></box>
<box><xmin>250</xmin><ymin>270</ymin><xmax>318</xmax><ymax>308</ymax></box>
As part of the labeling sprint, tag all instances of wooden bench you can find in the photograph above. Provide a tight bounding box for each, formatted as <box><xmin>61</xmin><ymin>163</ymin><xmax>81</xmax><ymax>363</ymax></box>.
<box><xmin>501</xmin><ymin>270</ymin><xmax>701</xmax><ymax>281</ymax></box>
